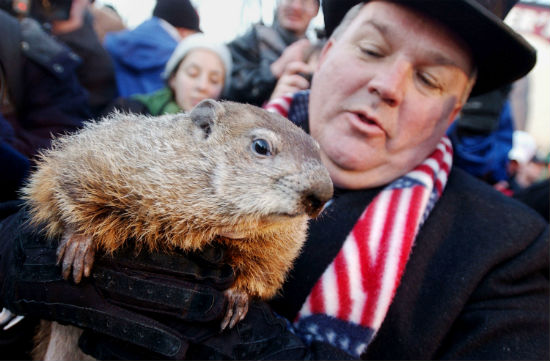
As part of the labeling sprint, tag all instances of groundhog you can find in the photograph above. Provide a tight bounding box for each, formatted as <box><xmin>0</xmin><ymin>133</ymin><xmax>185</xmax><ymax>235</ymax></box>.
<box><xmin>22</xmin><ymin>99</ymin><xmax>333</xmax><ymax>360</ymax></box>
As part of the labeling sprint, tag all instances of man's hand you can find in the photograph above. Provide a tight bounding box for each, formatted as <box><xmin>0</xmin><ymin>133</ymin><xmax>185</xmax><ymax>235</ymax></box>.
<box><xmin>51</xmin><ymin>0</ymin><xmax>89</xmax><ymax>34</ymax></box>
<box><xmin>270</xmin><ymin>39</ymin><xmax>311</xmax><ymax>79</ymax></box>
<box><xmin>269</xmin><ymin>61</ymin><xmax>314</xmax><ymax>101</ymax></box>
<box><xmin>0</xmin><ymin>206</ymin><xmax>234</xmax><ymax>359</ymax></box>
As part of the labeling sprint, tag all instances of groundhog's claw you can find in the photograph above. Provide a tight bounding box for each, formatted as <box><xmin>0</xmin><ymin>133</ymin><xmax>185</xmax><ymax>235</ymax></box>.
<box><xmin>221</xmin><ymin>288</ymin><xmax>249</xmax><ymax>330</ymax></box>
<box><xmin>56</xmin><ymin>231</ymin><xmax>95</xmax><ymax>283</ymax></box>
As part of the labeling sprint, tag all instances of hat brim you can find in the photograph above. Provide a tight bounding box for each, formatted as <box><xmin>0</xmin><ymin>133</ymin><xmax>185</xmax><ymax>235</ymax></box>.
<box><xmin>322</xmin><ymin>0</ymin><xmax>536</xmax><ymax>95</ymax></box>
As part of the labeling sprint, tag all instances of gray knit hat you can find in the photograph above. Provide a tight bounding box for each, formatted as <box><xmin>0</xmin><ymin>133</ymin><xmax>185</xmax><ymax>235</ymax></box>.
<box><xmin>163</xmin><ymin>34</ymin><xmax>232</xmax><ymax>91</ymax></box>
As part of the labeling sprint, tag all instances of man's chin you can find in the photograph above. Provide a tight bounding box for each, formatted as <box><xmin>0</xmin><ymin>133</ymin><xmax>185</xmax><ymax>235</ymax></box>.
<box><xmin>322</xmin><ymin>154</ymin><xmax>394</xmax><ymax>190</ymax></box>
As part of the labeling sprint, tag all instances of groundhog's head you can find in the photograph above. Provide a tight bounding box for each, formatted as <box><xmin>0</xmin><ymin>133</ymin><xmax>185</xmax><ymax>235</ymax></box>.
<box><xmin>184</xmin><ymin>99</ymin><xmax>333</xmax><ymax>234</ymax></box>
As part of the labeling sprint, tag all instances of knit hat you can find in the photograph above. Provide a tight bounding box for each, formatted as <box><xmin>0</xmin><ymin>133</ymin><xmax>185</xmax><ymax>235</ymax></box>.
<box><xmin>162</xmin><ymin>33</ymin><xmax>232</xmax><ymax>90</ymax></box>
<box><xmin>153</xmin><ymin>0</ymin><xmax>201</xmax><ymax>31</ymax></box>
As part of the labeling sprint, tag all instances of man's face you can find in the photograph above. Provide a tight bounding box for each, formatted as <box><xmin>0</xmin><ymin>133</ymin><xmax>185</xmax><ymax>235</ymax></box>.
<box><xmin>277</xmin><ymin>0</ymin><xmax>319</xmax><ymax>36</ymax></box>
<box><xmin>309</xmin><ymin>1</ymin><xmax>474</xmax><ymax>189</ymax></box>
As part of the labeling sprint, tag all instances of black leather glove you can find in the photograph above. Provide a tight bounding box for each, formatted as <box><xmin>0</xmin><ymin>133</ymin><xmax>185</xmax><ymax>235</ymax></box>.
<box><xmin>0</xmin><ymin>205</ymin><xmax>235</xmax><ymax>359</ymax></box>
<box><xmin>80</xmin><ymin>299</ymin><xmax>356</xmax><ymax>360</ymax></box>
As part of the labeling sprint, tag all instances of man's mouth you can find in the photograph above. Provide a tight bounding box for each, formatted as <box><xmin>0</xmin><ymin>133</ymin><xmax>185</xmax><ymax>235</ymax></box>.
<box><xmin>357</xmin><ymin>113</ymin><xmax>377</xmax><ymax>125</ymax></box>
<box><xmin>348</xmin><ymin>111</ymin><xmax>386</xmax><ymax>136</ymax></box>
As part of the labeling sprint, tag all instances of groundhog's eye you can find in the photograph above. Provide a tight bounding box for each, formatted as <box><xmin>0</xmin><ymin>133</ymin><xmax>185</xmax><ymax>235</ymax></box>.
<box><xmin>252</xmin><ymin>139</ymin><xmax>272</xmax><ymax>156</ymax></box>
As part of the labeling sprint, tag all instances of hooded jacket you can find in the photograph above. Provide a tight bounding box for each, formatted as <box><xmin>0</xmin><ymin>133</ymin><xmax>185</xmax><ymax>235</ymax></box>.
<box><xmin>104</xmin><ymin>17</ymin><xmax>178</xmax><ymax>97</ymax></box>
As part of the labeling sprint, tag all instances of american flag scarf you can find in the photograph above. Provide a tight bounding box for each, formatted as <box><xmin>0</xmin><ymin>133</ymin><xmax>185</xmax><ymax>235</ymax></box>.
<box><xmin>266</xmin><ymin>91</ymin><xmax>453</xmax><ymax>357</ymax></box>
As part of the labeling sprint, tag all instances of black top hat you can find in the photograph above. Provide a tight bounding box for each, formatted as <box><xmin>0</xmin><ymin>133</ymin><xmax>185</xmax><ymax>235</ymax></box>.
<box><xmin>322</xmin><ymin>0</ymin><xmax>536</xmax><ymax>96</ymax></box>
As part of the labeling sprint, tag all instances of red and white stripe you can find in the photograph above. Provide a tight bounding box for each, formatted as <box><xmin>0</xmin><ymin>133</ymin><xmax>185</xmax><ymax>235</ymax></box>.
<box><xmin>263</xmin><ymin>93</ymin><xmax>293</xmax><ymax>115</ymax></box>
<box><xmin>296</xmin><ymin>138</ymin><xmax>452</xmax><ymax>331</ymax></box>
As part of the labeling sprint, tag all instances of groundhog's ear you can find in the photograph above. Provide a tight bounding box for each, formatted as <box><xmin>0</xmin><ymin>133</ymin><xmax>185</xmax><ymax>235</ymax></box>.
<box><xmin>189</xmin><ymin>99</ymin><xmax>225</xmax><ymax>138</ymax></box>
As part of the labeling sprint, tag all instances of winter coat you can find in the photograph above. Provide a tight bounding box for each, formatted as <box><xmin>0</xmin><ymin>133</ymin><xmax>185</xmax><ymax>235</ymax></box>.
<box><xmin>100</xmin><ymin>87</ymin><xmax>181</xmax><ymax>117</ymax></box>
<box><xmin>268</xmin><ymin>91</ymin><xmax>549</xmax><ymax>359</ymax></box>
<box><xmin>0</xmin><ymin>10</ymin><xmax>90</xmax><ymax>159</ymax></box>
<box><xmin>271</xmin><ymin>165</ymin><xmax>549</xmax><ymax>360</ymax></box>
<box><xmin>55</xmin><ymin>10</ymin><xmax>119</xmax><ymax>116</ymax></box>
<box><xmin>104</xmin><ymin>17</ymin><xmax>179</xmax><ymax>98</ymax></box>
<box><xmin>225</xmin><ymin>21</ymin><xmax>302</xmax><ymax>106</ymax></box>
<box><xmin>0</xmin><ymin>10</ymin><xmax>90</xmax><ymax>201</ymax></box>
<box><xmin>132</xmin><ymin>87</ymin><xmax>181</xmax><ymax>115</ymax></box>
<box><xmin>0</xmin><ymin>114</ymin><xmax>29</xmax><ymax>202</ymax></box>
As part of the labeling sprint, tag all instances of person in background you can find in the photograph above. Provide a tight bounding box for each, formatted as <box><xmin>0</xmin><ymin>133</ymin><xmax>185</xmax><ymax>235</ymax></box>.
<box><xmin>268</xmin><ymin>39</ymin><xmax>325</xmax><ymax>103</ymax></box>
<box><xmin>88</xmin><ymin>0</ymin><xmax>126</xmax><ymax>43</ymax></box>
<box><xmin>500</xmin><ymin>130</ymin><xmax>550</xmax><ymax>220</ymax></box>
<box><xmin>1</xmin><ymin>0</ymin><xmax>548</xmax><ymax>360</ymax></box>
<box><xmin>447</xmin><ymin>84</ymin><xmax>514</xmax><ymax>186</ymax></box>
<box><xmin>448</xmin><ymin>83</ymin><xmax>548</xmax><ymax>219</ymax></box>
<box><xmin>48</xmin><ymin>0</ymin><xmax>119</xmax><ymax>117</ymax></box>
<box><xmin>104</xmin><ymin>0</ymin><xmax>201</xmax><ymax>98</ymax></box>
<box><xmin>0</xmin><ymin>8</ymin><xmax>90</xmax><ymax>163</ymax></box>
<box><xmin>507</xmin><ymin>130</ymin><xmax>540</xmax><ymax>189</ymax></box>
<box><xmin>225</xmin><ymin>0</ymin><xmax>319</xmax><ymax>106</ymax></box>
<box><xmin>105</xmin><ymin>33</ymin><xmax>232</xmax><ymax>116</ymax></box>
<box><xmin>0</xmin><ymin>7</ymin><xmax>91</xmax><ymax>358</ymax></box>
<box><xmin>0</xmin><ymin>113</ymin><xmax>29</xmax><ymax>204</ymax></box>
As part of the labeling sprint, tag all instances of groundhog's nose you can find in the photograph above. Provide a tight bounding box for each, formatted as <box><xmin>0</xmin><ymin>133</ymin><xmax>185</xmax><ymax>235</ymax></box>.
<box><xmin>304</xmin><ymin>193</ymin><xmax>328</xmax><ymax>218</ymax></box>
<box><xmin>302</xmin><ymin>175</ymin><xmax>333</xmax><ymax>218</ymax></box>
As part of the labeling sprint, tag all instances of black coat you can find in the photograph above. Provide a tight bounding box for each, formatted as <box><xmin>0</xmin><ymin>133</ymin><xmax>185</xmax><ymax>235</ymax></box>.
<box><xmin>55</xmin><ymin>11</ymin><xmax>118</xmax><ymax>117</ymax></box>
<box><xmin>225</xmin><ymin>22</ymin><xmax>302</xmax><ymax>106</ymax></box>
<box><xmin>271</xmin><ymin>167</ymin><xmax>549</xmax><ymax>359</ymax></box>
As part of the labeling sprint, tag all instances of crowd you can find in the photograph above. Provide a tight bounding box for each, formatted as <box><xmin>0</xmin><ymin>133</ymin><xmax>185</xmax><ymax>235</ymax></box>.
<box><xmin>0</xmin><ymin>0</ymin><xmax>548</xmax><ymax>360</ymax></box>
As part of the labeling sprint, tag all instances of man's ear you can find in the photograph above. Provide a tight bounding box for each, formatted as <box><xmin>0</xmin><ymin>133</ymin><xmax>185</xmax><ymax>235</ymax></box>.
<box><xmin>448</xmin><ymin>105</ymin><xmax>462</xmax><ymax>127</ymax></box>
<box><xmin>189</xmin><ymin>99</ymin><xmax>225</xmax><ymax>139</ymax></box>
<box><xmin>315</xmin><ymin>38</ymin><xmax>334</xmax><ymax>72</ymax></box>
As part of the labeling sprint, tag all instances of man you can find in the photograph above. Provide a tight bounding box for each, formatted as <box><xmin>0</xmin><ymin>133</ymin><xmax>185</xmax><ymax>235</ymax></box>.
<box><xmin>1</xmin><ymin>0</ymin><xmax>548</xmax><ymax>360</ymax></box>
<box><xmin>0</xmin><ymin>8</ymin><xmax>91</xmax><ymax>358</ymax></box>
<box><xmin>104</xmin><ymin>0</ymin><xmax>201</xmax><ymax>97</ymax></box>
<box><xmin>0</xmin><ymin>9</ymin><xmax>91</xmax><ymax>200</ymax></box>
<box><xmin>49</xmin><ymin>0</ymin><xmax>119</xmax><ymax>117</ymax></box>
<box><xmin>224</xmin><ymin>0</ymin><xmax>320</xmax><ymax>106</ymax></box>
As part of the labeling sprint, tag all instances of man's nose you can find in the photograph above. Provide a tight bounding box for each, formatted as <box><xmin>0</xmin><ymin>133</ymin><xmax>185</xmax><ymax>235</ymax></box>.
<box><xmin>367</xmin><ymin>58</ymin><xmax>409</xmax><ymax>107</ymax></box>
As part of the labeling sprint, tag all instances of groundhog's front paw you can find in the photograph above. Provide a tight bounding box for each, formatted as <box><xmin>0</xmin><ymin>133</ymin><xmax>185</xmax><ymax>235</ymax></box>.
<box><xmin>221</xmin><ymin>288</ymin><xmax>249</xmax><ymax>330</ymax></box>
<box><xmin>56</xmin><ymin>230</ymin><xmax>95</xmax><ymax>283</ymax></box>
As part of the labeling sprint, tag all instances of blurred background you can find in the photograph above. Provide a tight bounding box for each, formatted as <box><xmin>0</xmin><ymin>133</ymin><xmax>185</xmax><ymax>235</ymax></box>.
<box><xmin>98</xmin><ymin>0</ymin><xmax>548</xmax><ymax>155</ymax></box>
<box><xmin>96</xmin><ymin>0</ymin><xmax>324</xmax><ymax>42</ymax></box>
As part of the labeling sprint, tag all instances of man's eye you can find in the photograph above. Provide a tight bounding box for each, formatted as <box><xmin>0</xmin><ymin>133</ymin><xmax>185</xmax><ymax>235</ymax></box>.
<box><xmin>417</xmin><ymin>72</ymin><xmax>440</xmax><ymax>89</ymax></box>
<box><xmin>360</xmin><ymin>45</ymin><xmax>383</xmax><ymax>58</ymax></box>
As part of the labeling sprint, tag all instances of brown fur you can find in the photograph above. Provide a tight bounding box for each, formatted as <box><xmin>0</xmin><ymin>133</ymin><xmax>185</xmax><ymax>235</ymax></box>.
<box><xmin>33</xmin><ymin>321</ymin><xmax>93</xmax><ymax>361</ymax></box>
<box><xmin>31</xmin><ymin>320</ymin><xmax>50</xmax><ymax>360</ymax></box>
<box><xmin>22</xmin><ymin>100</ymin><xmax>333</xmax><ymax>359</ymax></box>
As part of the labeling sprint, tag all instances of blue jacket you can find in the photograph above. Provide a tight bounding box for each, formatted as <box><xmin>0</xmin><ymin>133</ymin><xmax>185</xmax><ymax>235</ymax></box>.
<box><xmin>448</xmin><ymin>100</ymin><xmax>514</xmax><ymax>184</ymax></box>
<box><xmin>104</xmin><ymin>17</ymin><xmax>178</xmax><ymax>97</ymax></box>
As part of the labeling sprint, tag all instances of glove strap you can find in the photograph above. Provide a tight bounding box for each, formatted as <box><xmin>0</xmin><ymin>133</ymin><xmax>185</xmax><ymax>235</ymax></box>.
<box><xmin>12</xmin><ymin>229</ymin><xmax>188</xmax><ymax>358</ymax></box>
<box><xmin>92</xmin><ymin>265</ymin><xmax>227</xmax><ymax>321</ymax></box>
<box><xmin>17</xmin><ymin>299</ymin><xmax>187</xmax><ymax>358</ymax></box>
